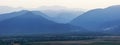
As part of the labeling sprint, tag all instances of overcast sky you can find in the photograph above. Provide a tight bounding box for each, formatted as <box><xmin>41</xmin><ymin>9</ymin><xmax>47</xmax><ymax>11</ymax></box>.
<box><xmin>0</xmin><ymin>0</ymin><xmax>120</xmax><ymax>10</ymax></box>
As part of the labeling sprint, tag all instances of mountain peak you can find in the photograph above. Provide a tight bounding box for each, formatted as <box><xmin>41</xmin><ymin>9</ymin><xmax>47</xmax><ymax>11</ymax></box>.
<box><xmin>19</xmin><ymin>10</ymin><xmax>32</xmax><ymax>13</ymax></box>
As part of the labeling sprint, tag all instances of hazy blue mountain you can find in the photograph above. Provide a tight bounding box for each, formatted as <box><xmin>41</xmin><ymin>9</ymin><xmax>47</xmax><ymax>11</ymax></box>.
<box><xmin>0</xmin><ymin>6</ymin><xmax>22</xmax><ymax>14</ymax></box>
<box><xmin>70</xmin><ymin>5</ymin><xmax>120</xmax><ymax>31</ymax></box>
<box><xmin>35</xmin><ymin>6</ymin><xmax>84</xmax><ymax>23</ymax></box>
<box><xmin>0</xmin><ymin>10</ymin><xmax>85</xmax><ymax>36</ymax></box>
<box><xmin>0</xmin><ymin>10</ymin><xmax>27</xmax><ymax>22</ymax></box>
<box><xmin>51</xmin><ymin>10</ymin><xmax>84</xmax><ymax>23</ymax></box>
<box><xmin>32</xmin><ymin>11</ymin><xmax>53</xmax><ymax>21</ymax></box>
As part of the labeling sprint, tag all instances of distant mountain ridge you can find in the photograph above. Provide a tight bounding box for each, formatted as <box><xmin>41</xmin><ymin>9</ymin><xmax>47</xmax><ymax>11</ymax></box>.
<box><xmin>35</xmin><ymin>6</ymin><xmax>84</xmax><ymax>23</ymax></box>
<box><xmin>0</xmin><ymin>6</ymin><xmax>22</xmax><ymax>14</ymax></box>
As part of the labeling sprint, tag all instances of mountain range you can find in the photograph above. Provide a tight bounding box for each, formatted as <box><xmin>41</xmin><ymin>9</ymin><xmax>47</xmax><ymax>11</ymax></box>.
<box><xmin>0</xmin><ymin>6</ymin><xmax>84</xmax><ymax>23</ymax></box>
<box><xmin>0</xmin><ymin>10</ymin><xmax>85</xmax><ymax>36</ymax></box>
<box><xmin>0</xmin><ymin>5</ymin><xmax>120</xmax><ymax>36</ymax></box>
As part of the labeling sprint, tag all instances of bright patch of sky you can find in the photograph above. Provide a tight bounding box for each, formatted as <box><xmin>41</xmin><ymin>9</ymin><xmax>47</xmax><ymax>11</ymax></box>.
<box><xmin>0</xmin><ymin>0</ymin><xmax>120</xmax><ymax>10</ymax></box>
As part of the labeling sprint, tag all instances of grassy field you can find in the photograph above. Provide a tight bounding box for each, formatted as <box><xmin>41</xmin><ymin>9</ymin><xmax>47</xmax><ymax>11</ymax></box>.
<box><xmin>28</xmin><ymin>41</ymin><xmax>120</xmax><ymax>45</ymax></box>
<box><xmin>29</xmin><ymin>41</ymin><xmax>120</xmax><ymax>45</ymax></box>
<box><xmin>29</xmin><ymin>36</ymin><xmax>120</xmax><ymax>45</ymax></box>
<box><xmin>28</xmin><ymin>36</ymin><xmax>120</xmax><ymax>45</ymax></box>
<box><xmin>1</xmin><ymin>36</ymin><xmax>120</xmax><ymax>45</ymax></box>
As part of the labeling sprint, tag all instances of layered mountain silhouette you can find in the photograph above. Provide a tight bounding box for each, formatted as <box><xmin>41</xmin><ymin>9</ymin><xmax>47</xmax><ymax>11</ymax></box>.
<box><xmin>0</xmin><ymin>10</ymin><xmax>85</xmax><ymax>36</ymax></box>
<box><xmin>71</xmin><ymin>5</ymin><xmax>120</xmax><ymax>32</ymax></box>
<box><xmin>35</xmin><ymin>6</ymin><xmax>84</xmax><ymax>23</ymax></box>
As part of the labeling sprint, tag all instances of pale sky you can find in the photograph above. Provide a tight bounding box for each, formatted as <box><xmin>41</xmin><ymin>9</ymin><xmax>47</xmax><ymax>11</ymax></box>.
<box><xmin>0</xmin><ymin>0</ymin><xmax>120</xmax><ymax>10</ymax></box>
